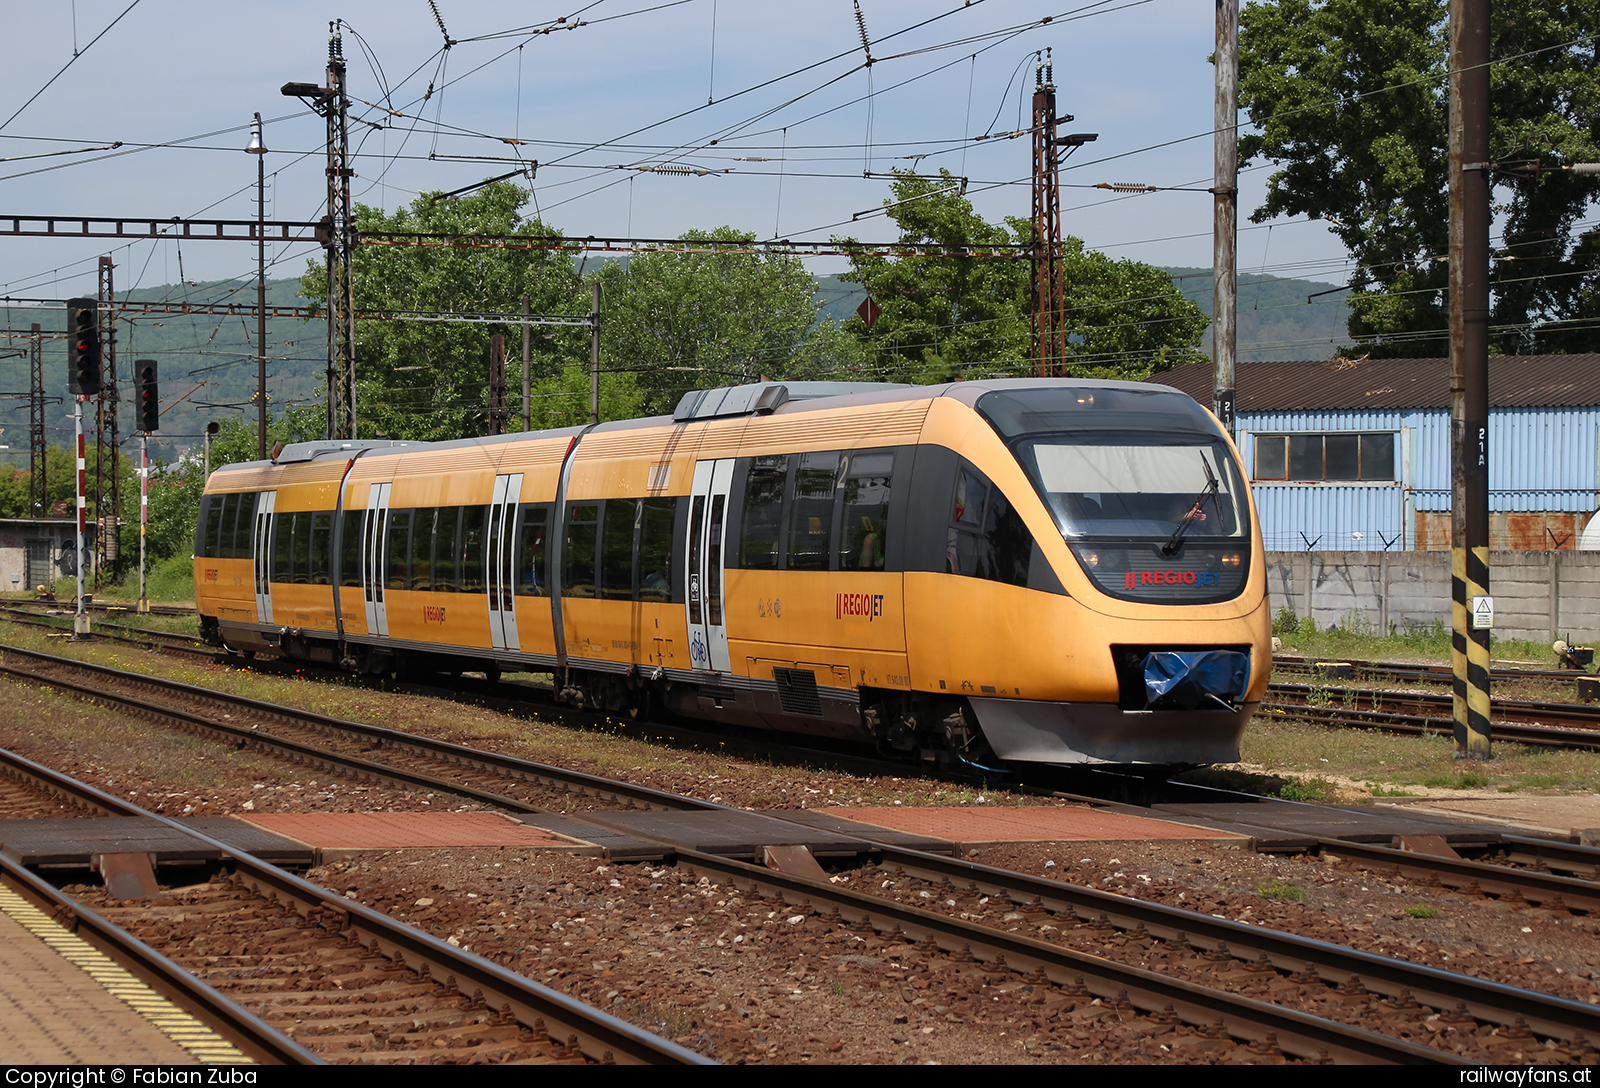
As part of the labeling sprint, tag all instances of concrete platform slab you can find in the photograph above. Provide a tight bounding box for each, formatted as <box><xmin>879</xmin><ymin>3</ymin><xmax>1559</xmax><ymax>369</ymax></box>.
<box><xmin>576</xmin><ymin>809</ymin><xmax>886</xmax><ymax>860</ymax></box>
<box><xmin>759</xmin><ymin>810</ymin><xmax>958</xmax><ymax>854</ymax></box>
<box><xmin>825</xmin><ymin>805</ymin><xmax>1247</xmax><ymax>849</ymax></box>
<box><xmin>241</xmin><ymin>812</ymin><xmax>579</xmax><ymax>860</ymax></box>
<box><xmin>1152</xmin><ymin>801</ymin><xmax>1510</xmax><ymax>845</ymax></box>
<box><xmin>0</xmin><ymin>816</ymin><xmax>313</xmax><ymax>867</ymax></box>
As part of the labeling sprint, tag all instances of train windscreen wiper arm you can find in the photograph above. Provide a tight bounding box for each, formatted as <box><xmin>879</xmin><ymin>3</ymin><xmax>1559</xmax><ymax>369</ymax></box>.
<box><xmin>1160</xmin><ymin>457</ymin><xmax>1219</xmax><ymax>557</ymax></box>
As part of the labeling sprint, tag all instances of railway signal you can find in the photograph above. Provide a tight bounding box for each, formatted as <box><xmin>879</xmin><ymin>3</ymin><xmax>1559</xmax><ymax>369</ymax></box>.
<box><xmin>65</xmin><ymin>298</ymin><xmax>101</xmax><ymax>396</ymax></box>
<box><xmin>134</xmin><ymin>359</ymin><xmax>159</xmax><ymax>432</ymax></box>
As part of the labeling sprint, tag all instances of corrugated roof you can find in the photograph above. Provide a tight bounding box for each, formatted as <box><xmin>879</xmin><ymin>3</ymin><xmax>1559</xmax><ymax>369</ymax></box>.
<box><xmin>1148</xmin><ymin>355</ymin><xmax>1600</xmax><ymax>411</ymax></box>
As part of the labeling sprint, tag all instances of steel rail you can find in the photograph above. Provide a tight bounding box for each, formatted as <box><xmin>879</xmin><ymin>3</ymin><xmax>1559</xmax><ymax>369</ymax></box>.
<box><xmin>1262</xmin><ymin>694</ymin><xmax>1600</xmax><ymax>750</ymax></box>
<box><xmin>0</xmin><ymin>745</ymin><xmax>711</xmax><ymax>1066</ymax></box>
<box><xmin>1499</xmin><ymin>834</ymin><xmax>1600</xmax><ymax>879</ymax></box>
<box><xmin>0</xmin><ymin>747</ymin><xmax>320</xmax><ymax>1064</ymax></box>
<box><xmin>1315</xmin><ymin>838</ymin><xmax>1600</xmax><ymax>914</ymax></box>
<box><xmin>856</xmin><ymin>842</ymin><xmax>1600</xmax><ymax>1043</ymax></box>
<box><xmin>1270</xmin><ymin>680</ymin><xmax>1600</xmax><ymax>726</ymax></box>
<box><xmin>0</xmin><ymin>642</ymin><xmax>710</xmax><ymax>813</ymax></box>
<box><xmin>0</xmin><ymin>852</ymin><xmax>325</xmax><ymax>1065</ymax></box>
<box><xmin>1274</xmin><ymin>655</ymin><xmax>1584</xmax><ymax>685</ymax></box>
<box><xmin>670</xmin><ymin>849</ymin><xmax>1465</xmax><ymax>1065</ymax></box>
<box><xmin>0</xmin><ymin>656</ymin><xmax>564</xmax><ymax>814</ymax></box>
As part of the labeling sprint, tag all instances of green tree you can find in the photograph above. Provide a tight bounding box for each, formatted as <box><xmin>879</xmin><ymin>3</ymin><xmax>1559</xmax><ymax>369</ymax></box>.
<box><xmin>1238</xmin><ymin>0</ymin><xmax>1600</xmax><ymax>355</ymax></box>
<box><xmin>301</xmin><ymin>181</ymin><xmax>585</xmax><ymax>441</ymax></box>
<box><xmin>837</xmin><ymin>170</ymin><xmax>1209</xmax><ymax>381</ymax></box>
<box><xmin>592</xmin><ymin>226</ymin><xmax>867</xmax><ymax>417</ymax></box>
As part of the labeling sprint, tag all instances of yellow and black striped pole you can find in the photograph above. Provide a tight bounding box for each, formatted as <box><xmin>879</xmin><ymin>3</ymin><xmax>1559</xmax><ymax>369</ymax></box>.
<box><xmin>1452</xmin><ymin>546</ymin><xmax>1492</xmax><ymax>757</ymax></box>
<box><xmin>1449</xmin><ymin>0</ymin><xmax>1491</xmax><ymax>759</ymax></box>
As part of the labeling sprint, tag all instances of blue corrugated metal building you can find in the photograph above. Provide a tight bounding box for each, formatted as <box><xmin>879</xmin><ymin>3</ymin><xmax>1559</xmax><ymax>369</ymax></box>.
<box><xmin>1149</xmin><ymin>357</ymin><xmax>1600</xmax><ymax>551</ymax></box>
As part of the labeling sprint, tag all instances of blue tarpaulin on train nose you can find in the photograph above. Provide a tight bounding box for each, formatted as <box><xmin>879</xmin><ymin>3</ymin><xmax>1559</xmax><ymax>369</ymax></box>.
<box><xmin>1142</xmin><ymin>650</ymin><xmax>1250</xmax><ymax>710</ymax></box>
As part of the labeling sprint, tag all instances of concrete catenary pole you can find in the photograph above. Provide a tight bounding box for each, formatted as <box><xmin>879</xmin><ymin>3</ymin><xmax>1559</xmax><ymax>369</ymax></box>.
<box><xmin>1449</xmin><ymin>0</ymin><xmax>1492</xmax><ymax>758</ymax></box>
<box><xmin>1212</xmin><ymin>0</ymin><xmax>1238</xmax><ymax>436</ymax></box>
<box><xmin>589</xmin><ymin>281</ymin><xmax>601</xmax><ymax>426</ymax></box>
<box><xmin>521</xmin><ymin>296</ymin><xmax>531</xmax><ymax>433</ymax></box>
<box><xmin>247</xmin><ymin>113</ymin><xmax>269</xmax><ymax>460</ymax></box>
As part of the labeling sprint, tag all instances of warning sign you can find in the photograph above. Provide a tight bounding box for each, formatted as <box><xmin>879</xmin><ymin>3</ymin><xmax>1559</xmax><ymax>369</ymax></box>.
<box><xmin>1471</xmin><ymin>595</ymin><xmax>1494</xmax><ymax>630</ymax></box>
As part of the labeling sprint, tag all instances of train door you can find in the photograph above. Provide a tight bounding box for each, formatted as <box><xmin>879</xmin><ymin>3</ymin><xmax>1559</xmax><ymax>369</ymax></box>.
<box><xmin>252</xmin><ymin>491</ymin><xmax>276</xmax><ymax>624</ymax></box>
<box><xmin>685</xmin><ymin>459</ymin><xmax>734</xmax><ymax>673</ymax></box>
<box><xmin>487</xmin><ymin>473</ymin><xmax>523</xmax><ymax>651</ymax></box>
<box><xmin>363</xmin><ymin>483</ymin><xmax>392</xmax><ymax>636</ymax></box>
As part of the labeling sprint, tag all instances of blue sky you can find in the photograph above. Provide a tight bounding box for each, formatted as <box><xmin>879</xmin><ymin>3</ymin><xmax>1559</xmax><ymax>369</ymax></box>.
<box><xmin>0</xmin><ymin>0</ymin><xmax>1350</xmax><ymax>300</ymax></box>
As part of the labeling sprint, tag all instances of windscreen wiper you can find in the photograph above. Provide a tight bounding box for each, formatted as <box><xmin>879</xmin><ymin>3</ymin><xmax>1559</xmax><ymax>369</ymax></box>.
<box><xmin>1160</xmin><ymin>457</ymin><xmax>1219</xmax><ymax>557</ymax></box>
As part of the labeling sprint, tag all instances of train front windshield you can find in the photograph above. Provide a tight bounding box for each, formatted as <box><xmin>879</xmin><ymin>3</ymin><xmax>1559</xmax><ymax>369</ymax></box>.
<box><xmin>1018</xmin><ymin>439</ymin><xmax>1247</xmax><ymax>541</ymax></box>
<box><xmin>976</xmin><ymin>385</ymin><xmax>1251</xmax><ymax>603</ymax></box>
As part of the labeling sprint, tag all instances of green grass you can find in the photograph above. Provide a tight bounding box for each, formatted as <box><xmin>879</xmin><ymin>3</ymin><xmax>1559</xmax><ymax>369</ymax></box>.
<box><xmin>1403</xmin><ymin>905</ymin><xmax>1440</xmax><ymax>919</ymax></box>
<box><xmin>1274</xmin><ymin>607</ymin><xmax>1554</xmax><ymax>667</ymax></box>
<box><xmin>1226</xmin><ymin>709</ymin><xmax>1600</xmax><ymax>795</ymax></box>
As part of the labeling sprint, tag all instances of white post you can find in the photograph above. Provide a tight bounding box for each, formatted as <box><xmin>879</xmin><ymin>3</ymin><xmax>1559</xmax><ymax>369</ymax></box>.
<box><xmin>139</xmin><ymin>433</ymin><xmax>149</xmax><ymax>613</ymax></box>
<box><xmin>73</xmin><ymin>399</ymin><xmax>89</xmax><ymax>637</ymax></box>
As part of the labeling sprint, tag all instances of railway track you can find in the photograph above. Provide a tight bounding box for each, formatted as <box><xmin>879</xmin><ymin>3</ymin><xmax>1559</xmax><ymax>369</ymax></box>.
<box><xmin>6</xmin><ymin>641</ymin><xmax>1600</xmax><ymax>1061</ymax></box>
<box><xmin>0</xmin><ymin>749</ymin><xmax>1485</xmax><ymax>1064</ymax></box>
<box><xmin>1273</xmin><ymin>655</ymin><xmax>1584</xmax><ymax>687</ymax></box>
<box><xmin>0</xmin><ymin>746</ymin><xmax>709</xmax><ymax>1066</ymax></box>
<box><xmin>1263</xmin><ymin>687</ymin><xmax>1600</xmax><ymax>750</ymax></box>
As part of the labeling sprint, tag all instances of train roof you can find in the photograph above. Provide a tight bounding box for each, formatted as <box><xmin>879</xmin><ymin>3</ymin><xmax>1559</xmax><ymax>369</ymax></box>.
<box><xmin>209</xmin><ymin>376</ymin><xmax>1199</xmax><ymax>476</ymax></box>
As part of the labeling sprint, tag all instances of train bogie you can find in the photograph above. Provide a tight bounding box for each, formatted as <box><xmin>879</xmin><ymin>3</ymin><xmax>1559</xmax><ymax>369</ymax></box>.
<box><xmin>196</xmin><ymin>379</ymin><xmax>1270</xmax><ymax>769</ymax></box>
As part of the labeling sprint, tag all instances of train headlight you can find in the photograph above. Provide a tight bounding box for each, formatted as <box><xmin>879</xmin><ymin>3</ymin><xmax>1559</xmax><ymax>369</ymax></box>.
<box><xmin>1075</xmin><ymin>394</ymin><xmax>1095</xmax><ymax>406</ymax></box>
<box><xmin>1221</xmin><ymin>553</ymin><xmax>1241</xmax><ymax>567</ymax></box>
<box><xmin>1084</xmin><ymin>551</ymin><xmax>1099</xmax><ymax>567</ymax></box>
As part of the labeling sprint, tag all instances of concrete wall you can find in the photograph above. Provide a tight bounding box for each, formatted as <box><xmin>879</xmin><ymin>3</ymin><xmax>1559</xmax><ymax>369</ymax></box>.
<box><xmin>1264</xmin><ymin>550</ymin><xmax>1600</xmax><ymax>644</ymax></box>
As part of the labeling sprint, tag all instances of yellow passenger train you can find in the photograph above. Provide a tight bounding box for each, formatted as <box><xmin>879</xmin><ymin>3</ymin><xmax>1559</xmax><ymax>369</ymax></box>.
<box><xmin>195</xmin><ymin>379</ymin><xmax>1271</xmax><ymax>768</ymax></box>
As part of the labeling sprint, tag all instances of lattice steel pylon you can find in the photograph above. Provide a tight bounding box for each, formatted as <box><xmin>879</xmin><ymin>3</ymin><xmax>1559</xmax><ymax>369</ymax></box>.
<box><xmin>325</xmin><ymin>23</ymin><xmax>356</xmax><ymax>441</ymax></box>
<box><xmin>95</xmin><ymin>255</ymin><xmax>119</xmax><ymax>586</ymax></box>
<box><xmin>1030</xmin><ymin>53</ymin><xmax>1066</xmax><ymax>377</ymax></box>
<box><xmin>28</xmin><ymin>323</ymin><xmax>44</xmax><ymax>517</ymax></box>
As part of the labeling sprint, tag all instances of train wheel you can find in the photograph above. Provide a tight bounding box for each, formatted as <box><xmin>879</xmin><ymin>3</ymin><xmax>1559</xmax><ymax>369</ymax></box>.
<box><xmin>485</xmin><ymin>665</ymin><xmax>502</xmax><ymax>684</ymax></box>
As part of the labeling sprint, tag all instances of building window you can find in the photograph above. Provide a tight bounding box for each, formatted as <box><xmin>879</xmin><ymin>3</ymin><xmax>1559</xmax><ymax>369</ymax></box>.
<box><xmin>1255</xmin><ymin>433</ymin><xmax>1395</xmax><ymax>482</ymax></box>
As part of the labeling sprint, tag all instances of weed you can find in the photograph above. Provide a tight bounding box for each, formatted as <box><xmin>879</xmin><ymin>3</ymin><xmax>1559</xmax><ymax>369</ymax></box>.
<box><xmin>830</xmin><ymin>981</ymin><xmax>844</xmax><ymax>996</ymax></box>
<box><xmin>1306</xmin><ymin>681</ymin><xmax>1330</xmax><ymax>708</ymax></box>
<box><xmin>1258</xmin><ymin>880</ymin><xmax>1307</xmax><ymax>902</ymax></box>
<box><xmin>1272</xmin><ymin>606</ymin><xmax>1299</xmax><ymax>636</ymax></box>
<box><xmin>1277</xmin><ymin>777</ymin><xmax>1335</xmax><ymax>802</ymax></box>
<box><xmin>1369</xmin><ymin>785</ymin><xmax>1416</xmax><ymax>797</ymax></box>
<box><xmin>1403</xmin><ymin>905</ymin><xmax>1439</xmax><ymax>919</ymax></box>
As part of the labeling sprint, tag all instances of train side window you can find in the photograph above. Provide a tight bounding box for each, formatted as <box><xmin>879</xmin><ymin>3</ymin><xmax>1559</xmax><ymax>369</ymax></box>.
<box><xmin>202</xmin><ymin>497</ymin><xmax>223</xmax><ymax>557</ymax></box>
<box><xmin>216</xmin><ymin>494</ymin><xmax>237</xmax><ymax>558</ymax></box>
<box><xmin>271</xmin><ymin>509</ymin><xmax>293</xmax><ymax>582</ymax></box>
<box><xmin>288</xmin><ymin>512</ymin><xmax>310</xmax><ymax>585</ymax></box>
<box><xmin>459</xmin><ymin>506</ymin><xmax>487</xmax><ymax>594</ymax></box>
<box><xmin>739</xmin><ymin>455</ymin><xmax>788</xmax><ymax>570</ymax></box>
<box><xmin>305</xmin><ymin>512</ymin><xmax>331</xmax><ymax>582</ymax></box>
<box><xmin>707</xmin><ymin>494</ymin><xmax>726</xmax><ymax>624</ymax></box>
<box><xmin>686</xmin><ymin>496</ymin><xmax>704</xmax><ymax>623</ymax></box>
<box><xmin>385</xmin><ymin>510</ymin><xmax>413</xmax><ymax>591</ymax></box>
<box><xmin>516</xmin><ymin>505</ymin><xmax>550</xmax><ymax>598</ymax></box>
<box><xmin>838</xmin><ymin>451</ymin><xmax>893</xmax><ymax>571</ymax></box>
<box><xmin>562</xmin><ymin>503</ymin><xmax>598</xmax><ymax>598</ymax></box>
<box><xmin>339</xmin><ymin>510</ymin><xmax>363</xmax><ymax>588</ymax></box>
<box><xmin>600</xmin><ymin>498</ymin><xmax>637</xmax><ymax>600</ymax></box>
<box><xmin>235</xmin><ymin>493</ymin><xmax>259</xmax><ymax>560</ymax></box>
<box><xmin>638</xmin><ymin>497</ymin><xmax>676</xmax><ymax>602</ymax></box>
<box><xmin>410</xmin><ymin>508</ymin><xmax>435</xmax><ymax>592</ymax></box>
<box><xmin>946</xmin><ymin>463</ymin><xmax>1032</xmax><ymax>587</ymax></box>
<box><xmin>434</xmin><ymin>507</ymin><xmax>461</xmax><ymax>593</ymax></box>
<box><xmin>787</xmin><ymin>452</ymin><xmax>838</xmax><ymax>572</ymax></box>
